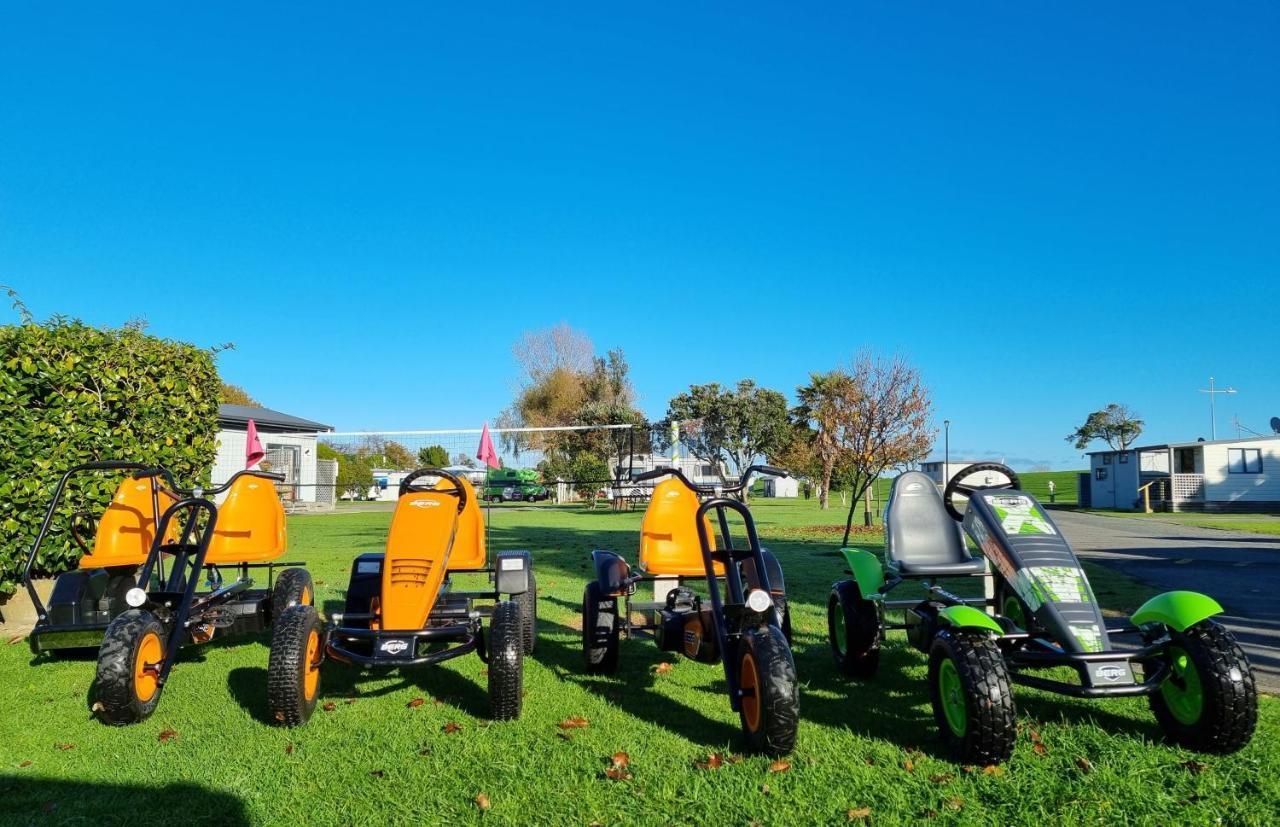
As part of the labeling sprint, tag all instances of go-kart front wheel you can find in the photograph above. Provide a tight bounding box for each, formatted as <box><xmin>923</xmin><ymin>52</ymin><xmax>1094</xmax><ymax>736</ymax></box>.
<box><xmin>267</xmin><ymin>604</ymin><xmax>324</xmax><ymax>727</ymax></box>
<box><xmin>271</xmin><ymin>567</ymin><xmax>315</xmax><ymax>622</ymax></box>
<box><xmin>928</xmin><ymin>630</ymin><xmax>1017</xmax><ymax>765</ymax></box>
<box><xmin>95</xmin><ymin>609</ymin><xmax>168</xmax><ymax>725</ymax></box>
<box><xmin>736</xmin><ymin>626</ymin><xmax>799</xmax><ymax>757</ymax></box>
<box><xmin>488</xmin><ymin>601</ymin><xmax>524</xmax><ymax>721</ymax></box>
<box><xmin>828</xmin><ymin>580</ymin><xmax>880</xmax><ymax>678</ymax></box>
<box><xmin>582</xmin><ymin>581</ymin><xmax>620</xmax><ymax>674</ymax></box>
<box><xmin>1150</xmin><ymin>619</ymin><xmax>1257</xmax><ymax>754</ymax></box>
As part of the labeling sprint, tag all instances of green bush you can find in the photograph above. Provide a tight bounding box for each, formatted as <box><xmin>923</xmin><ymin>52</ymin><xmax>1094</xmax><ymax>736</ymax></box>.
<box><xmin>0</xmin><ymin>319</ymin><xmax>220</xmax><ymax>595</ymax></box>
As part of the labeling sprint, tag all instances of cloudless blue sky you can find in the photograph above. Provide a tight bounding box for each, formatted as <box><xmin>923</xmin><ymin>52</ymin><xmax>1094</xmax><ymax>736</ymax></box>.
<box><xmin>2</xmin><ymin>3</ymin><xmax>1277</xmax><ymax>468</ymax></box>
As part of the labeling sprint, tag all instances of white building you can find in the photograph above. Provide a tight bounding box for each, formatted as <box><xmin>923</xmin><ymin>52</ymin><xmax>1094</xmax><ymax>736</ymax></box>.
<box><xmin>214</xmin><ymin>404</ymin><xmax>333</xmax><ymax>508</ymax></box>
<box><xmin>762</xmin><ymin>476</ymin><xmax>800</xmax><ymax>498</ymax></box>
<box><xmin>919</xmin><ymin>459</ymin><xmax>999</xmax><ymax>486</ymax></box>
<box><xmin>1086</xmin><ymin>435</ymin><xmax>1280</xmax><ymax>512</ymax></box>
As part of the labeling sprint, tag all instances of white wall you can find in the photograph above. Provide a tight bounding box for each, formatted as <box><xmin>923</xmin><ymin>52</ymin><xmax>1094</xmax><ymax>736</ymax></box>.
<box><xmin>214</xmin><ymin>429</ymin><xmax>319</xmax><ymax>503</ymax></box>
<box><xmin>1201</xmin><ymin>439</ymin><xmax>1280</xmax><ymax>503</ymax></box>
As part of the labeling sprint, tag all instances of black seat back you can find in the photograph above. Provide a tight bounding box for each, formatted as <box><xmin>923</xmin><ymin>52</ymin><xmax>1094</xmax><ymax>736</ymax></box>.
<box><xmin>885</xmin><ymin>471</ymin><xmax>970</xmax><ymax>567</ymax></box>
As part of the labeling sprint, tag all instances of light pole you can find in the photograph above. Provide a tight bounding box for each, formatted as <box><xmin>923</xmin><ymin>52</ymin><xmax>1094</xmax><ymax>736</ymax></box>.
<box><xmin>1198</xmin><ymin>377</ymin><xmax>1237</xmax><ymax>440</ymax></box>
<box><xmin>943</xmin><ymin>419</ymin><xmax>951</xmax><ymax>485</ymax></box>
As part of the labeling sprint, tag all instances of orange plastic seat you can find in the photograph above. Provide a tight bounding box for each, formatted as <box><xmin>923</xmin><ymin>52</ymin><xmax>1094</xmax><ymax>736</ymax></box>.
<box><xmin>380</xmin><ymin>476</ymin><xmax>484</xmax><ymax>630</ymax></box>
<box><xmin>639</xmin><ymin>478</ymin><xmax>722</xmax><ymax>576</ymax></box>
<box><xmin>204</xmin><ymin>474</ymin><xmax>288</xmax><ymax>564</ymax></box>
<box><xmin>79</xmin><ymin>477</ymin><xmax>178</xmax><ymax>569</ymax></box>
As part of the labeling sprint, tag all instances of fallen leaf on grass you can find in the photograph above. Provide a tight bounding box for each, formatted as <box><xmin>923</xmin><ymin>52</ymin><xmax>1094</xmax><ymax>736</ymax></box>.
<box><xmin>652</xmin><ymin>662</ymin><xmax>674</xmax><ymax>675</ymax></box>
<box><xmin>611</xmin><ymin>752</ymin><xmax>630</xmax><ymax>769</ymax></box>
<box><xmin>929</xmin><ymin>773</ymin><xmax>954</xmax><ymax>784</ymax></box>
<box><xmin>1032</xmin><ymin>742</ymin><xmax>1047</xmax><ymax>756</ymax></box>
<box><xmin>90</xmin><ymin>701</ymin><xmax>104</xmax><ymax>713</ymax></box>
<box><xmin>407</xmin><ymin>697</ymin><xmax>425</xmax><ymax>708</ymax></box>
<box><xmin>769</xmin><ymin>760</ymin><xmax>791</xmax><ymax>773</ymax></box>
<box><xmin>322</xmin><ymin>702</ymin><xmax>336</xmax><ymax>712</ymax></box>
<box><xmin>982</xmin><ymin>765</ymin><xmax>1005</xmax><ymax>777</ymax></box>
<box><xmin>1181</xmin><ymin>760</ymin><xmax>1207</xmax><ymax>775</ymax></box>
<box><xmin>846</xmin><ymin>807</ymin><xmax>872</xmax><ymax>821</ymax></box>
<box><xmin>475</xmin><ymin>793</ymin><xmax>491</xmax><ymax>811</ymax></box>
<box><xmin>760</xmin><ymin>784</ymin><xmax>770</xmax><ymax>796</ymax></box>
<box><xmin>443</xmin><ymin>722</ymin><xmax>462</xmax><ymax>734</ymax></box>
<box><xmin>19</xmin><ymin>760</ymin><xmax>32</xmax><ymax>768</ymax></box>
<box><xmin>903</xmin><ymin>758</ymin><xmax>915</xmax><ymax>773</ymax></box>
<box><xmin>1075</xmin><ymin>756</ymin><xmax>1093</xmax><ymax>774</ymax></box>
<box><xmin>945</xmin><ymin>796</ymin><xmax>964</xmax><ymax>811</ymax></box>
<box><xmin>558</xmin><ymin>716</ymin><xmax>589</xmax><ymax>729</ymax></box>
<box><xmin>158</xmin><ymin>729</ymin><xmax>178</xmax><ymax>743</ymax></box>
<box><xmin>603</xmin><ymin>767</ymin><xmax>632</xmax><ymax>781</ymax></box>
<box><xmin>7</xmin><ymin>634</ymin><xmax>24</xmax><ymax>645</ymax></box>
<box><xmin>695</xmin><ymin>753</ymin><xmax>724</xmax><ymax>770</ymax></box>
<box><xmin>54</xmin><ymin>743</ymin><xmax>74</xmax><ymax>751</ymax></box>
<box><xmin>727</xmin><ymin>754</ymin><xmax>744</xmax><ymax>764</ymax></box>
<box><xmin>284</xmin><ymin>744</ymin><xmax>293</xmax><ymax>755</ymax></box>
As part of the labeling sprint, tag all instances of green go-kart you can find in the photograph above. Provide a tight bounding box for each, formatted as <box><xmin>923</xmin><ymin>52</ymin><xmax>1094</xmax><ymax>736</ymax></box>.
<box><xmin>828</xmin><ymin>463</ymin><xmax>1257</xmax><ymax>764</ymax></box>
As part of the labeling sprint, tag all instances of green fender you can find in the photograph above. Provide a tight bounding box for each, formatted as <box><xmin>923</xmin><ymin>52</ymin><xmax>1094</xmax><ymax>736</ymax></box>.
<box><xmin>839</xmin><ymin>548</ymin><xmax>884</xmax><ymax>598</ymax></box>
<box><xmin>1131</xmin><ymin>591</ymin><xmax>1223</xmax><ymax>632</ymax></box>
<box><xmin>937</xmin><ymin>605</ymin><xmax>1004</xmax><ymax>635</ymax></box>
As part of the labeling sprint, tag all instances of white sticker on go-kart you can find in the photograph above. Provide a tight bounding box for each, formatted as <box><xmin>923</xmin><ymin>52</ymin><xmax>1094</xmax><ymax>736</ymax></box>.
<box><xmin>1068</xmin><ymin>622</ymin><xmax>1104</xmax><ymax>653</ymax></box>
<box><xmin>500</xmin><ymin>557</ymin><xmax>525</xmax><ymax>570</ymax></box>
<box><xmin>1022</xmin><ymin>566</ymin><xmax>1091</xmax><ymax>606</ymax></box>
<box><xmin>986</xmin><ymin>495</ymin><xmax>1056</xmax><ymax>536</ymax></box>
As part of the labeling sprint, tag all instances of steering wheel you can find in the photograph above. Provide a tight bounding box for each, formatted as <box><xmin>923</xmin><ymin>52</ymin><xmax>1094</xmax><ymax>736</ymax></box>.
<box><xmin>942</xmin><ymin>462</ymin><xmax>1022</xmax><ymax>521</ymax></box>
<box><xmin>398</xmin><ymin>468</ymin><xmax>468</xmax><ymax>512</ymax></box>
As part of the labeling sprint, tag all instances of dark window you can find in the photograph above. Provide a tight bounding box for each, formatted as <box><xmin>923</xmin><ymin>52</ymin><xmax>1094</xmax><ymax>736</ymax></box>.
<box><xmin>1095</xmin><ymin>467</ymin><xmax>1108</xmax><ymax>480</ymax></box>
<box><xmin>1103</xmin><ymin>454</ymin><xmax>1112</xmax><ymax>465</ymax></box>
<box><xmin>1118</xmin><ymin>452</ymin><xmax>1129</xmax><ymax>464</ymax></box>
<box><xmin>1228</xmin><ymin>448</ymin><xmax>1262</xmax><ymax>474</ymax></box>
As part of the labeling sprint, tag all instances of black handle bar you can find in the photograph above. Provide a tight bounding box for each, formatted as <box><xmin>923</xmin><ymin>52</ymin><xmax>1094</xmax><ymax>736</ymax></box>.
<box><xmin>631</xmin><ymin>464</ymin><xmax>788</xmax><ymax>494</ymax></box>
<box><xmin>398</xmin><ymin>468</ymin><xmax>468</xmax><ymax>512</ymax></box>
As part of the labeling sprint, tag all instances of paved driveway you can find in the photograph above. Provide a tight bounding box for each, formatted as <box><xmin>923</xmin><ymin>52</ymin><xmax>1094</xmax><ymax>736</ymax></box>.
<box><xmin>1052</xmin><ymin>509</ymin><xmax>1280</xmax><ymax>694</ymax></box>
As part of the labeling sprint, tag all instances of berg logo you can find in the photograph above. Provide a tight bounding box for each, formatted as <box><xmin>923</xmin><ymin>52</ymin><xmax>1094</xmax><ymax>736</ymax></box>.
<box><xmin>410</xmin><ymin>500</ymin><xmax>440</xmax><ymax>508</ymax></box>
<box><xmin>1095</xmin><ymin>665</ymin><xmax>1126</xmax><ymax>682</ymax></box>
<box><xmin>380</xmin><ymin>639</ymin><xmax>410</xmax><ymax>655</ymax></box>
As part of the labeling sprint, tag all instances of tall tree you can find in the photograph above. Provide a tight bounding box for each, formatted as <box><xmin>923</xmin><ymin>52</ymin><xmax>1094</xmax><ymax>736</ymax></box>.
<box><xmin>220</xmin><ymin>382</ymin><xmax>260</xmax><ymax>406</ymax></box>
<box><xmin>836</xmin><ymin>352</ymin><xmax>934</xmax><ymax>544</ymax></box>
<box><xmin>418</xmin><ymin>444</ymin><xmax>450</xmax><ymax>468</ymax></box>
<box><xmin>793</xmin><ymin>370</ymin><xmax>859</xmax><ymax>509</ymax></box>
<box><xmin>379</xmin><ymin>440</ymin><xmax>415</xmax><ymax>470</ymax></box>
<box><xmin>1067</xmin><ymin>404</ymin><xmax>1144</xmax><ymax>451</ymax></box>
<box><xmin>663</xmin><ymin>380</ymin><xmax>792</xmax><ymax>495</ymax></box>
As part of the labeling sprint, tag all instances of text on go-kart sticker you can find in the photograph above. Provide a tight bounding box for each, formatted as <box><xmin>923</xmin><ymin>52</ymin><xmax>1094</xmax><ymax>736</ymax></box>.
<box><xmin>1068</xmin><ymin>623</ymin><xmax>1104</xmax><ymax>653</ymax></box>
<box><xmin>1023</xmin><ymin>566</ymin><xmax>1092</xmax><ymax>606</ymax></box>
<box><xmin>986</xmin><ymin>495</ymin><xmax>1056</xmax><ymax>535</ymax></box>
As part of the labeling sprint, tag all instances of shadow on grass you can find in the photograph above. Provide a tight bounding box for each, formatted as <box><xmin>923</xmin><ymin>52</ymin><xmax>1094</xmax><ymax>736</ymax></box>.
<box><xmin>0</xmin><ymin>778</ymin><xmax>250</xmax><ymax>826</ymax></box>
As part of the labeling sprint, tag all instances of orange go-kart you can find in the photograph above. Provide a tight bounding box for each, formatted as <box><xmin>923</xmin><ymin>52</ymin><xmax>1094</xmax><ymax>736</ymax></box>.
<box><xmin>267</xmin><ymin>468</ymin><xmax>534</xmax><ymax>726</ymax></box>
<box><xmin>21</xmin><ymin>461</ymin><xmax>312</xmax><ymax>725</ymax></box>
<box><xmin>583</xmin><ymin>465</ymin><xmax>799</xmax><ymax>756</ymax></box>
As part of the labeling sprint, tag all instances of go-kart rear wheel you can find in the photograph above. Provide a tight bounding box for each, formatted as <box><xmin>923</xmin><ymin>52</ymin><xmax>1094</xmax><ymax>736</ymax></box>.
<box><xmin>271</xmin><ymin>567</ymin><xmax>315</xmax><ymax>621</ymax></box>
<box><xmin>514</xmin><ymin>570</ymin><xmax>537</xmax><ymax>654</ymax></box>
<box><xmin>488</xmin><ymin>600</ymin><xmax>524</xmax><ymax>721</ymax></box>
<box><xmin>95</xmin><ymin>609</ymin><xmax>167</xmax><ymax>726</ymax></box>
<box><xmin>777</xmin><ymin>600</ymin><xmax>793</xmax><ymax>646</ymax></box>
<box><xmin>267</xmin><ymin>604</ymin><xmax>324</xmax><ymax>727</ymax></box>
<box><xmin>995</xmin><ymin>581</ymin><xmax>1037</xmax><ymax>634</ymax></box>
<box><xmin>1149</xmin><ymin>619</ymin><xmax>1256</xmax><ymax>753</ymax></box>
<box><xmin>737</xmin><ymin>625</ymin><xmax>799</xmax><ymax>756</ymax></box>
<box><xmin>582</xmin><ymin>581</ymin><xmax>620</xmax><ymax>674</ymax></box>
<box><xmin>928</xmin><ymin>630</ymin><xmax>1017</xmax><ymax>765</ymax></box>
<box><xmin>828</xmin><ymin>580</ymin><xmax>880</xmax><ymax>678</ymax></box>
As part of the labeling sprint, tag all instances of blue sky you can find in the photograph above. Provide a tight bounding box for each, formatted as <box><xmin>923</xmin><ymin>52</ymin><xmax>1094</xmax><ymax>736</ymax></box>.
<box><xmin>2</xmin><ymin>3</ymin><xmax>1277</xmax><ymax>469</ymax></box>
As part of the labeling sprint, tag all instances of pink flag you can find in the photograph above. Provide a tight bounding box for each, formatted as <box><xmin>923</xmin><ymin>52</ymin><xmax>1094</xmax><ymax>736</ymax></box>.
<box><xmin>476</xmin><ymin>422</ymin><xmax>501</xmax><ymax>470</ymax></box>
<box><xmin>245</xmin><ymin>418</ymin><xmax>266</xmax><ymax>469</ymax></box>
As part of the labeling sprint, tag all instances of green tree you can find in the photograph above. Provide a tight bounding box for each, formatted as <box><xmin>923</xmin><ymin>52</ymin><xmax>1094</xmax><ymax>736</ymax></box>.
<box><xmin>379</xmin><ymin>440</ymin><xmax>415</xmax><ymax>470</ymax></box>
<box><xmin>1067</xmin><ymin>404</ymin><xmax>1144</xmax><ymax>451</ymax></box>
<box><xmin>220</xmin><ymin>382</ymin><xmax>260</xmax><ymax>406</ymax></box>
<box><xmin>662</xmin><ymin>380</ymin><xmax>791</xmax><ymax>495</ymax></box>
<box><xmin>336</xmin><ymin>454</ymin><xmax>374</xmax><ymax>499</ymax></box>
<box><xmin>793</xmin><ymin>370</ymin><xmax>859</xmax><ymax>509</ymax></box>
<box><xmin>569</xmin><ymin>452</ymin><xmax>609</xmax><ymax>509</ymax></box>
<box><xmin>418</xmin><ymin>444</ymin><xmax>450</xmax><ymax>468</ymax></box>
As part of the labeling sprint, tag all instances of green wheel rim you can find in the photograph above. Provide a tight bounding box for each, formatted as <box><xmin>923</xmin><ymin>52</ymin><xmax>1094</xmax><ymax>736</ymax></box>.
<box><xmin>1003</xmin><ymin>594</ymin><xmax>1028</xmax><ymax>631</ymax></box>
<box><xmin>1161</xmin><ymin>646</ymin><xmax>1204</xmax><ymax>725</ymax></box>
<box><xmin>833</xmin><ymin>600</ymin><xmax>848</xmax><ymax>654</ymax></box>
<box><xmin>937</xmin><ymin>658</ymin><xmax>967</xmax><ymax>736</ymax></box>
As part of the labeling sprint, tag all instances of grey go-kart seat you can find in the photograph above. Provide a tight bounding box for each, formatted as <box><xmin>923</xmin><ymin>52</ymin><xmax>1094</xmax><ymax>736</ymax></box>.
<box><xmin>884</xmin><ymin>471</ymin><xmax>986</xmax><ymax>577</ymax></box>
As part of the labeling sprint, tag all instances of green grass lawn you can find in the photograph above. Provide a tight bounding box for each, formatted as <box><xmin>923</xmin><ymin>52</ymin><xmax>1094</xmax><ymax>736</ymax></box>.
<box><xmin>1084</xmin><ymin>509</ymin><xmax>1280</xmax><ymax>538</ymax></box>
<box><xmin>1</xmin><ymin>499</ymin><xmax>1275</xmax><ymax>825</ymax></box>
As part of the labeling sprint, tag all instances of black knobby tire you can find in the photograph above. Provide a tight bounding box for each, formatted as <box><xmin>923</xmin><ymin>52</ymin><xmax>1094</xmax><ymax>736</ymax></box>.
<box><xmin>513</xmin><ymin>569</ymin><xmax>537</xmax><ymax>654</ymax></box>
<box><xmin>105</xmin><ymin>572</ymin><xmax>137</xmax><ymax>617</ymax></box>
<box><xmin>488</xmin><ymin>600</ymin><xmax>524</xmax><ymax>721</ymax></box>
<box><xmin>1149</xmin><ymin>619</ymin><xmax>1257</xmax><ymax>753</ymax></box>
<box><xmin>828</xmin><ymin>580</ymin><xmax>881</xmax><ymax>678</ymax></box>
<box><xmin>777</xmin><ymin>600</ymin><xmax>793</xmax><ymax>646</ymax></box>
<box><xmin>928</xmin><ymin>630</ymin><xmax>1017</xmax><ymax>765</ymax></box>
<box><xmin>582</xmin><ymin>581</ymin><xmax>620</xmax><ymax>674</ymax></box>
<box><xmin>737</xmin><ymin>625</ymin><xmax>800</xmax><ymax>756</ymax></box>
<box><xmin>271</xmin><ymin>568</ymin><xmax>315</xmax><ymax>622</ymax></box>
<box><xmin>95</xmin><ymin>609</ymin><xmax>168</xmax><ymax>726</ymax></box>
<box><xmin>267</xmin><ymin>604</ymin><xmax>324</xmax><ymax>727</ymax></box>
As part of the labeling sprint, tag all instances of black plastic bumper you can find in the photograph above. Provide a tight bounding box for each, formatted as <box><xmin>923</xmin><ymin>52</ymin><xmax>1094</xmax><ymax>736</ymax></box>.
<box><xmin>325</xmin><ymin>622</ymin><xmax>482</xmax><ymax>668</ymax></box>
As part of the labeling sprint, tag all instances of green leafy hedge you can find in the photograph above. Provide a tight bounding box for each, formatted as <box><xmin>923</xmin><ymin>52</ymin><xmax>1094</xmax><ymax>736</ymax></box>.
<box><xmin>0</xmin><ymin>319</ymin><xmax>220</xmax><ymax>595</ymax></box>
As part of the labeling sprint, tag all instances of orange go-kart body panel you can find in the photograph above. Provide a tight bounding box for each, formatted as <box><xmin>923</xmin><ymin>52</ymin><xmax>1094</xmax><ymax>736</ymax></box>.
<box><xmin>78</xmin><ymin>477</ymin><xmax>178</xmax><ymax>569</ymax></box>
<box><xmin>379</xmin><ymin>477</ymin><xmax>486</xmax><ymax>631</ymax></box>
<box><xmin>204</xmin><ymin>474</ymin><xmax>288</xmax><ymax>564</ymax></box>
<box><xmin>639</xmin><ymin>478</ymin><xmax>721</xmax><ymax>577</ymax></box>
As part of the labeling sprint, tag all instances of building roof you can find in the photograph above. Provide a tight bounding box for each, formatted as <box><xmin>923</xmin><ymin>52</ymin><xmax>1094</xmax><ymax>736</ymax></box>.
<box><xmin>217</xmin><ymin>404</ymin><xmax>333</xmax><ymax>433</ymax></box>
<box><xmin>1086</xmin><ymin>434</ymin><xmax>1280</xmax><ymax>455</ymax></box>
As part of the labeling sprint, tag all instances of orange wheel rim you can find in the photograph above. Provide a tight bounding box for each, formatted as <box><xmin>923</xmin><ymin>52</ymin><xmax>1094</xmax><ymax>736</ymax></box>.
<box><xmin>303</xmin><ymin>629</ymin><xmax>321</xmax><ymax>700</ymax></box>
<box><xmin>740</xmin><ymin>652</ymin><xmax>761</xmax><ymax>732</ymax></box>
<box><xmin>302</xmin><ymin>585</ymin><xmax>313</xmax><ymax>606</ymax></box>
<box><xmin>134</xmin><ymin>632</ymin><xmax>162</xmax><ymax>702</ymax></box>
